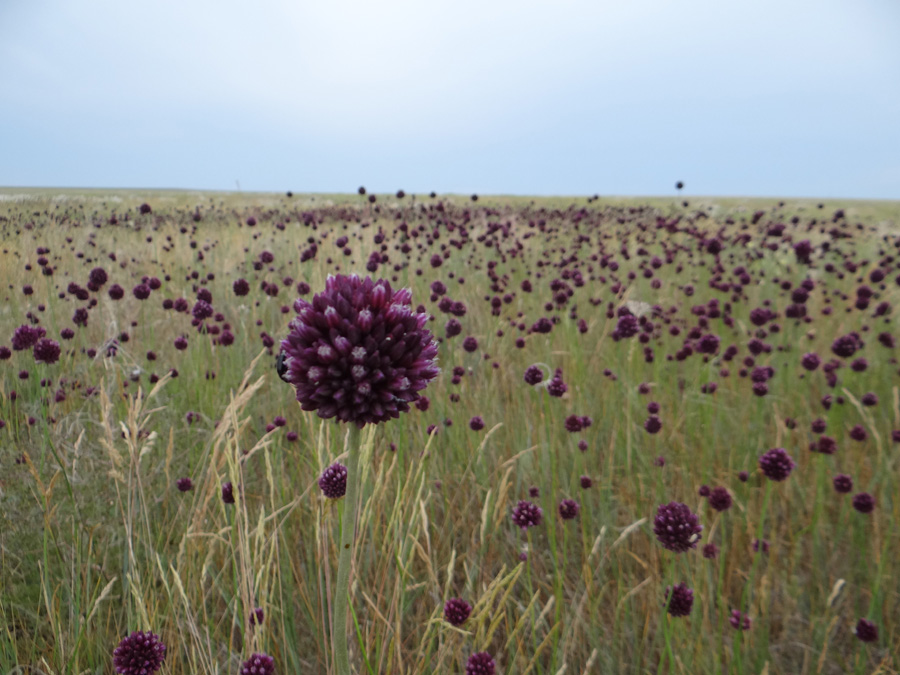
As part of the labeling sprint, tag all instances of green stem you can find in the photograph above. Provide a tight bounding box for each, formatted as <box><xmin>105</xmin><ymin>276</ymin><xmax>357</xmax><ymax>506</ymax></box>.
<box><xmin>334</xmin><ymin>424</ymin><xmax>362</xmax><ymax>675</ymax></box>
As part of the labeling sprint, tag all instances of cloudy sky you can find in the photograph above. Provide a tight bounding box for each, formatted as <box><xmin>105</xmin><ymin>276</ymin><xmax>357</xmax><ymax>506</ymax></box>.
<box><xmin>1</xmin><ymin>0</ymin><xmax>899</xmax><ymax>198</ymax></box>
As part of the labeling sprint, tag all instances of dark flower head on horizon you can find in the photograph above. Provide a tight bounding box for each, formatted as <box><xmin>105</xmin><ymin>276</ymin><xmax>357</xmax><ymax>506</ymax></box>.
<box><xmin>281</xmin><ymin>275</ymin><xmax>439</xmax><ymax>427</ymax></box>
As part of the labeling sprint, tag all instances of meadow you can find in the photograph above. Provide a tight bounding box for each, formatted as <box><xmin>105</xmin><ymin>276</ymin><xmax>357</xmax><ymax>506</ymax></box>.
<box><xmin>0</xmin><ymin>187</ymin><xmax>898</xmax><ymax>674</ymax></box>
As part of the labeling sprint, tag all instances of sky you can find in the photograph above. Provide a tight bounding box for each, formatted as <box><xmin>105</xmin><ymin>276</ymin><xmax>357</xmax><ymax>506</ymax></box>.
<box><xmin>1</xmin><ymin>0</ymin><xmax>899</xmax><ymax>199</ymax></box>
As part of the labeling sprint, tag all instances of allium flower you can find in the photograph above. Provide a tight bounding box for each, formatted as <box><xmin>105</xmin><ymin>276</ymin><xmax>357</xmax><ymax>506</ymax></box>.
<box><xmin>443</xmin><ymin>597</ymin><xmax>472</xmax><ymax>626</ymax></box>
<box><xmin>523</xmin><ymin>365</ymin><xmax>544</xmax><ymax>385</ymax></box>
<box><xmin>12</xmin><ymin>325</ymin><xmax>45</xmax><ymax>351</ymax></box>
<box><xmin>547</xmin><ymin>368</ymin><xmax>567</xmax><ymax>397</ymax></box>
<box><xmin>318</xmin><ymin>462</ymin><xmax>348</xmax><ymax>499</ymax></box>
<box><xmin>250</xmin><ymin>607</ymin><xmax>265</xmax><ymax>626</ymax></box>
<box><xmin>133</xmin><ymin>284</ymin><xmax>151</xmax><ymax>300</ymax></box>
<box><xmin>854</xmin><ymin>618</ymin><xmax>878</xmax><ymax>643</ymax></box>
<box><xmin>663</xmin><ymin>583</ymin><xmax>694</xmax><ymax>617</ymax></box>
<box><xmin>580</xmin><ymin>475</ymin><xmax>593</xmax><ymax>489</ymax></box>
<box><xmin>558</xmin><ymin>499</ymin><xmax>579</xmax><ymax>520</ymax></box>
<box><xmin>240</xmin><ymin>652</ymin><xmax>275</xmax><ymax>675</ymax></box>
<box><xmin>465</xmin><ymin>652</ymin><xmax>496</xmax><ymax>675</ymax></box>
<box><xmin>644</xmin><ymin>415</ymin><xmax>662</xmax><ymax>434</ymax></box>
<box><xmin>33</xmin><ymin>338</ymin><xmax>61</xmax><ymax>364</ymax></box>
<box><xmin>89</xmin><ymin>267</ymin><xmax>108</xmax><ymax>287</ymax></box>
<box><xmin>852</xmin><ymin>492</ymin><xmax>875</xmax><ymax>514</ymax></box>
<box><xmin>653</xmin><ymin>502</ymin><xmax>702</xmax><ymax>553</ymax></box>
<box><xmin>759</xmin><ymin>448</ymin><xmax>795</xmax><ymax>482</ymax></box>
<box><xmin>730</xmin><ymin>610</ymin><xmax>751</xmax><ymax>630</ymax></box>
<box><xmin>702</xmin><ymin>543</ymin><xmax>719</xmax><ymax>559</ymax></box>
<box><xmin>192</xmin><ymin>300</ymin><xmax>214</xmax><ymax>321</ymax></box>
<box><xmin>708</xmin><ymin>486</ymin><xmax>732</xmax><ymax>512</ymax></box>
<box><xmin>462</xmin><ymin>336</ymin><xmax>478</xmax><ymax>352</ymax></box>
<box><xmin>615</xmin><ymin>313</ymin><xmax>639</xmax><ymax>339</ymax></box>
<box><xmin>176</xmin><ymin>477</ymin><xmax>193</xmax><ymax>492</ymax></box>
<box><xmin>511</xmin><ymin>500</ymin><xmax>543</xmax><ymax>529</ymax></box>
<box><xmin>280</xmin><ymin>275</ymin><xmax>439</xmax><ymax>427</ymax></box>
<box><xmin>222</xmin><ymin>482</ymin><xmax>235</xmax><ymax>504</ymax></box>
<box><xmin>469</xmin><ymin>416</ymin><xmax>485</xmax><ymax>431</ymax></box>
<box><xmin>832</xmin><ymin>474</ymin><xmax>853</xmax><ymax>494</ymax></box>
<box><xmin>831</xmin><ymin>332</ymin><xmax>863</xmax><ymax>359</ymax></box>
<box><xmin>112</xmin><ymin>630</ymin><xmax>166</xmax><ymax>675</ymax></box>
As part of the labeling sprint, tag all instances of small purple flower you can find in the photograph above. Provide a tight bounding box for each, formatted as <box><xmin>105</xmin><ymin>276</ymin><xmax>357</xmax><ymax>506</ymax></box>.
<box><xmin>708</xmin><ymin>487</ymin><xmax>732</xmax><ymax>512</ymax></box>
<box><xmin>12</xmin><ymin>325</ymin><xmax>46</xmax><ymax>351</ymax></box>
<box><xmin>854</xmin><ymin>618</ymin><xmax>878</xmax><ymax>643</ymax></box>
<box><xmin>132</xmin><ymin>284</ymin><xmax>151</xmax><ymax>300</ymax></box>
<box><xmin>192</xmin><ymin>300</ymin><xmax>214</xmax><ymax>321</ymax></box>
<box><xmin>752</xmin><ymin>538</ymin><xmax>769</xmax><ymax>554</ymax></box>
<box><xmin>738</xmin><ymin>470</ymin><xmax>749</xmax><ymax>482</ymax></box>
<box><xmin>176</xmin><ymin>477</ymin><xmax>193</xmax><ymax>492</ymax></box>
<box><xmin>547</xmin><ymin>368</ymin><xmax>568</xmax><ymax>397</ymax></box>
<box><xmin>849</xmin><ymin>425</ymin><xmax>867</xmax><ymax>442</ymax></box>
<box><xmin>730</xmin><ymin>610</ymin><xmax>751</xmax><ymax>630</ymax></box>
<box><xmin>33</xmin><ymin>338</ymin><xmax>61</xmax><ymax>365</ymax></box>
<box><xmin>462</xmin><ymin>336</ymin><xmax>478</xmax><ymax>353</ymax></box>
<box><xmin>664</xmin><ymin>582</ymin><xmax>694</xmax><ymax>617</ymax></box>
<box><xmin>523</xmin><ymin>365</ymin><xmax>544</xmax><ymax>386</ymax></box>
<box><xmin>702</xmin><ymin>543</ymin><xmax>719</xmax><ymax>559</ymax></box>
<box><xmin>469</xmin><ymin>416</ymin><xmax>485</xmax><ymax>431</ymax></box>
<box><xmin>558</xmin><ymin>499</ymin><xmax>579</xmax><ymax>520</ymax></box>
<box><xmin>831</xmin><ymin>332</ymin><xmax>864</xmax><ymax>359</ymax></box>
<box><xmin>653</xmin><ymin>502</ymin><xmax>703</xmax><ymax>553</ymax></box>
<box><xmin>240</xmin><ymin>652</ymin><xmax>275</xmax><ymax>675</ymax></box>
<box><xmin>465</xmin><ymin>652</ymin><xmax>496</xmax><ymax>675</ymax></box>
<box><xmin>112</xmin><ymin>630</ymin><xmax>166</xmax><ymax>675</ymax></box>
<box><xmin>443</xmin><ymin>597</ymin><xmax>472</xmax><ymax>626</ymax></box>
<box><xmin>250</xmin><ymin>607</ymin><xmax>265</xmax><ymax>627</ymax></box>
<box><xmin>759</xmin><ymin>448</ymin><xmax>795</xmax><ymax>482</ymax></box>
<box><xmin>511</xmin><ymin>500</ymin><xmax>543</xmax><ymax>530</ymax></box>
<box><xmin>318</xmin><ymin>462</ymin><xmax>348</xmax><ymax>499</ymax></box>
<box><xmin>281</xmin><ymin>275</ymin><xmax>439</xmax><ymax>427</ymax></box>
<box><xmin>852</xmin><ymin>492</ymin><xmax>875</xmax><ymax>514</ymax></box>
<box><xmin>222</xmin><ymin>482</ymin><xmax>235</xmax><ymax>504</ymax></box>
<box><xmin>644</xmin><ymin>415</ymin><xmax>662</xmax><ymax>434</ymax></box>
<box><xmin>580</xmin><ymin>475</ymin><xmax>593</xmax><ymax>489</ymax></box>
<box><xmin>832</xmin><ymin>474</ymin><xmax>853</xmax><ymax>494</ymax></box>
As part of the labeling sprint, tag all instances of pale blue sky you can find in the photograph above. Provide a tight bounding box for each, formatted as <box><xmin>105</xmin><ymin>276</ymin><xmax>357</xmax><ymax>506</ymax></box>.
<box><xmin>2</xmin><ymin>0</ymin><xmax>899</xmax><ymax>198</ymax></box>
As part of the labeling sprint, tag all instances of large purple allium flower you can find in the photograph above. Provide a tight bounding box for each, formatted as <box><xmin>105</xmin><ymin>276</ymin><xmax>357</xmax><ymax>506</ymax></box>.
<box><xmin>854</xmin><ymin>618</ymin><xmax>878</xmax><ymax>643</ymax></box>
<box><xmin>653</xmin><ymin>502</ymin><xmax>702</xmax><ymax>553</ymax></box>
<box><xmin>511</xmin><ymin>500</ymin><xmax>543</xmax><ymax>530</ymax></box>
<box><xmin>280</xmin><ymin>275</ymin><xmax>439</xmax><ymax>427</ymax></box>
<box><xmin>33</xmin><ymin>338</ymin><xmax>61</xmax><ymax>365</ymax></box>
<box><xmin>465</xmin><ymin>652</ymin><xmax>496</xmax><ymax>675</ymax></box>
<box><xmin>443</xmin><ymin>597</ymin><xmax>472</xmax><ymax>626</ymax></box>
<box><xmin>759</xmin><ymin>448</ymin><xmax>795</xmax><ymax>482</ymax></box>
<box><xmin>12</xmin><ymin>325</ymin><xmax>45</xmax><ymax>351</ymax></box>
<box><xmin>318</xmin><ymin>462</ymin><xmax>348</xmax><ymax>499</ymax></box>
<box><xmin>664</xmin><ymin>582</ymin><xmax>694</xmax><ymax>617</ymax></box>
<box><xmin>240</xmin><ymin>652</ymin><xmax>275</xmax><ymax>675</ymax></box>
<box><xmin>112</xmin><ymin>630</ymin><xmax>166</xmax><ymax>675</ymax></box>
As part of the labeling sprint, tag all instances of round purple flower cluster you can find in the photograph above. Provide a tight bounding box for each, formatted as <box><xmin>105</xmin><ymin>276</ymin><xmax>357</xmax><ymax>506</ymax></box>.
<box><xmin>759</xmin><ymin>447</ymin><xmax>795</xmax><ymax>482</ymax></box>
<box><xmin>465</xmin><ymin>652</ymin><xmax>496</xmax><ymax>675</ymax></box>
<box><xmin>280</xmin><ymin>275</ymin><xmax>439</xmax><ymax>427</ymax></box>
<box><xmin>664</xmin><ymin>582</ymin><xmax>694</xmax><ymax>617</ymax></box>
<box><xmin>112</xmin><ymin>630</ymin><xmax>166</xmax><ymax>675</ymax></box>
<box><xmin>240</xmin><ymin>652</ymin><xmax>275</xmax><ymax>675</ymax></box>
<box><xmin>707</xmin><ymin>486</ymin><xmax>732</xmax><ymax>512</ymax></box>
<box><xmin>33</xmin><ymin>338</ymin><xmax>61</xmax><ymax>364</ymax></box>
<box><xmin>511</xmin><ymin>500</ymin><xmax>543</xmax><ymax>529</ymax></box>
<box><xmin>12</xmin><ymin>324</ymin><xmax>46</xmax><ymax>351</ymax></box>
<box><xmin>443</xmin><ymin>597</ymin><xmax>472</xmax><ymax>626</ymax></box>
<box><xmin>854</xmin><ymin>618</ymin><xmax>878</xmax><ymax>643</ymax></box>
<box><xmin>558</xmin><ymin>499</ymin><xmax>579</xmax><ymax>520</ymax></box>
<box><xmin>653</xmin><ymin>501</ymin><xmax>702</xmax><ymax>553</ymax></box>
<box><xmin>523</xmin><ymin>365</ymin><xmax>544</xmax><ymax>385</ymax></box>
<box><xmin>318</xmin><ymin>462</ymin><xmax>348</xmax><ymax>499</ymax></box>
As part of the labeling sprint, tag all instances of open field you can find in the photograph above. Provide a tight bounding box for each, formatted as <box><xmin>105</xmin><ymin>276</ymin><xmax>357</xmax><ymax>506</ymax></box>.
<box><xmin>0</xmin><ymin>188</ymin><xmax>899</xmax><ymax>674</ymax></box>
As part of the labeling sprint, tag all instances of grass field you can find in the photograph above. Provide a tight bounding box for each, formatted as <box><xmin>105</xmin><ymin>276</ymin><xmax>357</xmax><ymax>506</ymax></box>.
<box><xmin>0</xmin><ymin>188</ymin><xmax>898</xmax><ymax>674</ymax></box>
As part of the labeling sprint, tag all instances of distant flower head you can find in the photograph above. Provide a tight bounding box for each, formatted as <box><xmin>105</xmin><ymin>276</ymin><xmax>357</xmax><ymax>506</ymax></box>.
<box><xmin>240</xmin><ymin>652</ymin><xmax>275</xmax><ymax>675</ymax></box>
<box><xmin>443</xmin><ymin>598</ymin><xmax>472</xmax><ymax>626</ymax></box>
<box><xmin>511</xmin><ymin>500</ymin><xmax>543</xmax><ymax>530</ymax></box>
<box><xmin>523</xmin><ymin>365</ymin><xmax>544</xmax><ymax>386</ymax></box>
<box><xmin>12</xmin><ymin>325</ymin><xmax>45</xmax><ymax>351</ymax></box>
<box><xmin>854</xmin><ymin>618</ymin><xmax>878</xmax><ymax>643</ymax></box>
<box><xmin>33</xmin><ymin>338</ymin><xmax>61</xmax><ymax>365</ymax></box>
<box><xmin>318</xmin><ymin>462</ymin><xmax>348</xmax><ymax>499</ymax></box>
<box><xmin>558</xmin><ymin>499</ymin><xmax>579</xmax><ymax>520</ymax></box>
<box><xmin>580</xmin><ymin>475</ymin><xmax>593</xmax><ymax>489</ymax></box>
<box><xmin>465</xmin><ymin>652</ymin><xmax>496</xmax><ymax>675</ymax></box>
<box><xmin>759</xmin><ymin>448</ymin><xmax>795</xmax><ymax>482</ymax></box>
<box><xmin>615</xmin><ymin>313</ymin><xmax>639</xmax><ymax>339</ymax></box>
<box><xmin>653</xmin><ymin>502</ymin><xmax>702</xmax><ymax>553</ymax></box>
<box><xmin>729</xmin><ymin>610</ymin><xmax>751</xmax><ymax>630</ymax></box>
<box><xmin>831</xmin><ymin>332</ymin><xmax>864</xmax><ymax>359</ymax></box>
<box><xmin>702</xmin><ymin>543</ymin><xmax>719</xmax><ymax>559</ymax></box>
<box><xmin>547</xmin><ymin>368</ymin><xmax>567</xmax><ymax>397</ymax></box>
<box><xmin>852</xmin><ymin>492</ymin><xmax>875</xmax><ymax>514</ymax></box>
<box><xmin>112</xmin><ymin>630</ymin><xmax>166</xmax><ymax>675</ymax></box>
<box><xmin>644</xmin><ymin>415</ymin><xmax>662</xmax><ymax>434</ymax></box>
<box><xmin>176</xmin><ymin>477</ymin><xmax>193</xmax><ymax>492</ymax></box>
<box><xmin>281</xmin><ymin>275</ymin><xmax>439</xmax><ymax>427</ymax></box>
<box><xmin>664</xmin><ymin>583</ymin><xmax>694</xmax><ymax>617</ymax></box>
<box><xmin>708</xmin><ymin>486</ymin><xmax>732</xmax><ymax>512</ymax></box>
<box><xmin>469</xmin><ymin>416</ymin><xmax>485</xmax><ymax>431</ymax></box>
<box><xmin>222</xmin><ymin>482</ymin><xmax>235</xmax><ymax>504</ymax></box>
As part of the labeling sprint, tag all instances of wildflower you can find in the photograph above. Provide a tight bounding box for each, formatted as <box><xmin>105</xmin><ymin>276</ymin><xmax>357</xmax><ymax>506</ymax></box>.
<box><xmin>852</xmin><ymin>492</ymin><xmax>875</xmax><ymax>514</ymax></box>
<box><xmin>469</xmin><ymin>416</ymin><xmax>485</xmax><ymax>431</ymax></box>
<box><xmin>653</xmin><ymin>502</ymin><xmax>702</xmax><ymax>553</ymax></box>
<box><xmin>12</xmin><ymin>325</ymin><xmax>45</xmax><ymax>351</ymax></box>
<box><xmin>708</xmin><ymin>487</ymin><xmax>732</xmax><ymax>512</ymax></box>
<box><xmin>318</xmin><ymin>463</ymin><xmax>348</xmax><ymax>499</ymax></box>
<box><xmin>280</xmin><ymin>275</ymin><xmax>439</xmax><ymax>426</ymax></box>
<box><xmin>222</xmin><ymin>482</ymin><xmax>235</xmax><ymax>504</ymax></box>
<box><xmin>664</xmin><ymin>583</ymin><xmax>694</xmax><ymax>617</ymax></box>
<box><xmin>443</xmin><ymin>598</ymin><xmax>472</xmax><ymax>626</ymax></box>
<box><xmin>759</xmin><ymin>448</ymin><xmax>795</xmax><ymax>482</ymax></box>
<box><xmin>854</xmin><ymin>618</ymin><xmax>878</xmax><ymax>643</ymax></box>
<box><xmin>730</xmin><ymin>610</ymin><xmax>751</xmax><ymax>630</ymax></box>
<box><xmin>511</xmin><ymin>500</ymin><xmax>543</xmax><ymax>530</ymax></box>
<box><xmin>546</xmin><ymin>368</ymin><xmax>567</xmax><ymax>397</ymax></box>
<box><xmin>465</xmin><ymin>652</ymin><xmax>496</xmax><ymax>675</ymax></box>
<box><xmin>580</xmin><ymin>475</ymin><xmax>593</xmax><ymax>489</ymax></box>
<box><xmin>558</xmin><ymin>499</ymin><xmax>579</xmax><ymax>520</ymax></box>
<box><xmin>831</xmin><ymin>333</ymin><xmax>863</xmax><ymax>359</ymax></box>
<box><xmin>33</xmin><ymin>338</ymin><xmax>61</xmax><ymax>365</ymax></box>
<box><xmin>644</xmin><ymin>415</ymin><xmax>662</xmax><ymax>434</ymax></box>
<box><xmin>112</xmin><ymin>630</ymin><xmax>166</xmax><ymax>675</ymax></box>
<box><xmin>176</xmin><ymin>477</ymin><xmax>193</xmax><ymax>492</ymax></box>
<box><xmin>702</xmin><ymin>543</ymin><xmax>719</xmax><ymax>559</ymax></box>
<box><xmin>240</xmin><ymin>653</ymin><xmax>275</xmax><ymax>675</ymax></box>
<box><xmin>523</xmin><ymin>365</ymin><xmax>544</xmax><ymax>385</ymax></box>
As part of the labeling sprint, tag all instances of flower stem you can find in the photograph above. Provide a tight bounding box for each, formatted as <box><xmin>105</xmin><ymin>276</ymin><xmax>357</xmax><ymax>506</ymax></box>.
<box><xmin>334</xmin><ymin>424</ymin><xmax>362</xmax><ymax>675</ymax></box>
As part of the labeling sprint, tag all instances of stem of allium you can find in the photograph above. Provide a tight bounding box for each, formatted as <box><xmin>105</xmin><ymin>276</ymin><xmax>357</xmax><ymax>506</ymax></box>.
<box><xmin>334</xmin><ymin>424</ymin><xmax>362</xmax><ymax>675</ymax></box>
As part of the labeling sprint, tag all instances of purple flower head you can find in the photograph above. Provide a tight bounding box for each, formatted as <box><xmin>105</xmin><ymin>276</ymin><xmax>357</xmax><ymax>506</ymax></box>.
<box><xmin>729</xmin><ymin>610</ymin><xmax>751</xmax><ymax>630</ymax></box>
<box><xmin>176</xmin><ymin>477</ymin><xmax>193</xmax><ymax>492</ymax></box>
<box><xmin>132</xmin><ymin>284</ymin><xmax>151</xmax><ymax>301</ymax></box>
<box><xmin>192</xmin><ymin>300</ymin><xmax>214</xmax><ymax>321</ymax></box>
<box><xmin>511</xmin><ymin>500</ymin><xmax>543</xmax><ymax>530</ymax></box>
<box><xmin>462</xmin><ymin>336</ymin><xmax>478</xmax><ymax>353</ymax></box>
<box><xmin>852</xmin><ymin>492</ymin><xmax>875</xmax><ymax>514</ymax></box>
<box><xmin>831</xmin><ymin>332</ymin><xmax>863</xmax><ymax>359</ymax></box>
<box><xmin>281</xmin><ymin>275</ymin><xmax>439</xmax><ymax>427</ymax></box>
<box><xmin>644</xmin><ymin>415</ymin><xmax>662</xmax><ymax>434</ymax></box>
<box><xmin>653</xmin><ymin>502</ymin><xmax>703</xmax><ymax>553</ymax></box>
<box><xmin>564</xmin><ymin>415</ymin><xmax>583</xmax><ymax>433</ymax></box>
<box><xmin>708</xmin><ymin>486</ymin><xmax>732</xmax><ymax>512</ymax></box>
<box><xmin>801</xmin><ymin>352</ymin><xmax>821</xmax><ymax>371</ymax></box>
<box><xmin>523</xmin><ymin>365</ymin><xmax>544</xmax><ymax>386</ymax></box>
<box><xmin>250</xmin><ymin>606</ymin><xmax>265</xmax><ymax>626</ymax></box>
<box><xmin>558</xmin><ymin>499</ymin><xmax>579</xmax><ymax>520</ymax></box>
<box><xmin>222</xmin><ymin>482</ymin><xmax>235</xmax><ymax>504</ymax></box>
<box><xmin>12</xmin><ymin>325</ymin><xmax>45</xmax><ymax>351</ymax></box>
<box><xmin>318</xmin><ymin>462</ymin><xmax>348</xmax><ymax>499</ymax></box>
<box><xmin>240</xmin><ymin>652</ymin><xmax>275</xmax><ymax>675</ymax></box>
<box><xmin>112</xmin><ymin>630</ymin><xmax>166</xmax><ymax>675</ymax></box>
<box><xmin>832</xmin><ymin>474</ymin><xmax>853</xmax><ymax>494</ymax></box>
<box><xmin>469</xmin><ymin>416</ymin><xmax>485</xmax><ymax>431</ymax></box>
<box><xmin>702</xmin><ymin>543</ymin><xmax>719</xmax><ymax>559</ymax></box>
<box><xmin>696</xmin><ymin>333</ymin><xmax>720</xmax><ymax>355</ymax></box>
<box><xmin>759</xmin><ymin>448</ymin><xmax>795</xmax><ymax>482</ymax></box>
<box><xmin>33</xmin><ymin>338</ymin><xmax>61</xmax><ymax>365</ymax></box>
<box><xmin>547</xmin><ymin>368</ymin><xmax>568</xmax><ymax>397</ymax></box>
<box><xmin>580</xmin><ymin>475</ymin><xmax>593</xmax><ymax>489</ymax></box>
<box><xmin>664</xmin><ymin>582</ymin><xmax>694</xmax><ymax>617</ymax></box>
<box><xmin>466</xmin><ymin>652</ymin><xmax>496</xmax><ymax>675</ymax></box>
<box><xmin>615</xmin><ymin>313</ymin><xmax>639</xmax><ymax>339</ymax></box>
<box><xmin>443</xmin><ymin>597</ymin><xmax>472</xmax><ymax>626</ymax></box>
<box><xmin>854</xmin><ymin>618</ymin><xmax>878</xmax><ymax>643</ymax></box>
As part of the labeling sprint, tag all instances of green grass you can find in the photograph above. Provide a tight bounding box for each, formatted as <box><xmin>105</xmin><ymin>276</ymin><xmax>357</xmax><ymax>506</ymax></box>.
<box><xmin>0</xmin><ymin>189</ymin><xmax>898</xmax><ymax>674</ymax></box>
